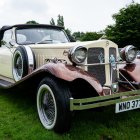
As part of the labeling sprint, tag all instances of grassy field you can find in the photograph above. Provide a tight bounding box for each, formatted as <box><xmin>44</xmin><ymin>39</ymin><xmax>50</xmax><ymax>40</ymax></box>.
<box><xmin>0</xmin><ymin>91</ymin><xmax>140</xmax><ymax>140</ymax></box>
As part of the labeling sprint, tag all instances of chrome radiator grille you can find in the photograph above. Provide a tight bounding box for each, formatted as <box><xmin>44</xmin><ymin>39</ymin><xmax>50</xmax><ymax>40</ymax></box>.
<box><xmin>109</xmin><ymin>48</ymin><xmax>118</xmax><ymax>83</ymax></box>
<box><xmin>87</xmin><ymin>48</ymin><xmax>106</xmax><ymax>85</ymax></box>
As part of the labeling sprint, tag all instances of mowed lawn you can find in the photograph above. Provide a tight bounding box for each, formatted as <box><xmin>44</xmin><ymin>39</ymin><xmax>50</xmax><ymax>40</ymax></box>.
<box><xmin>0</xmin><ymin>90</ymin><xmax>140</xmax><ymax>140</ymax></box>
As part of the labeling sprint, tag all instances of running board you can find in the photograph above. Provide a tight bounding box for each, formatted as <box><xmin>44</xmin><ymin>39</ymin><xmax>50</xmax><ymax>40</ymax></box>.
<box><xmin>0</xmin><ymin>79</ymin><xmax>13</xmax><ymax>87</ymax></box>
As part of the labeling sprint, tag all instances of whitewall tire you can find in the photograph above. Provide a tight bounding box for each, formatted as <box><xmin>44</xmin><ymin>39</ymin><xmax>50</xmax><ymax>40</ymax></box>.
<box><xmin>37</xmin><ymin>77</ymin><xmax>71</xmax><ymax>133</ymax></box>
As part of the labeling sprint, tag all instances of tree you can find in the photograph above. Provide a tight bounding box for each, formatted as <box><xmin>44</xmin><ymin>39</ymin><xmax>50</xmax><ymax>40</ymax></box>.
<box><xmin>50</xmin><ymin>15</ymin><xmax>75</xmax><ymax>41</ymax></box>
<box><xmin>49</xmin><ymin>15</ymin><xmax>65</xmax><ymax>27</ymax></box>
<box><xmin>57</xmin><ymin>15</ymin><xmax>64</xmax><ymax>28</ymax></box>
<box><xmin>105</xmin><ymin>3</ymin><xmax>140</xmax><ymax>48</ymax></box>
<box><xmin>65</xmin><ymin>28</ymin><xmax>75</xmax><ymax>42</ymax></box>
<box><xmin>72</xmin><ymin>32</ymin><xmax>85</xmax><ymax>41</ymax></box>
<box><xmin>26</xmin><ymin>20</ymin><xmax>39</xmax><ymax>24</ymax></box>
<box><xmin>80</xmin><ymin>32</ymin><xmax>103</xmax><ymax>41</ymax></box>
<box><xmin>50</xmin><ymin>18</ymin><xmax>55</xmax><ymax>25</ymax></box>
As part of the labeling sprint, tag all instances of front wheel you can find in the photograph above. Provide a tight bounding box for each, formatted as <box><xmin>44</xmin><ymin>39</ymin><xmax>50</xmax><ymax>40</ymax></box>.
<box><xmin>37</xmin><ymin>77</ymin><xmax>71</xmax><ymax>133</ymax></box>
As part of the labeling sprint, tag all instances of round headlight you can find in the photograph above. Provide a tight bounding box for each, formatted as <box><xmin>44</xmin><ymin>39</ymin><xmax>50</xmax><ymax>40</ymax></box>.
<box><xmin>68</xmin><ymin>46</ymin><xmax>87</xmax><ymax>64</ymax></box>
<box><xmin>120</xmin><ymin>45</ymin><xmax>137</xmax><ymax>63</ymax></box>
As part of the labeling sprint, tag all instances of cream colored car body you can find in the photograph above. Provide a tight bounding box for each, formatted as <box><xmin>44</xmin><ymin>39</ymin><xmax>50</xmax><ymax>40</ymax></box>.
<box><xmin>0</xmin><ymin>38</ymin><xmax>118</xmax><ymax>87</ymax></box>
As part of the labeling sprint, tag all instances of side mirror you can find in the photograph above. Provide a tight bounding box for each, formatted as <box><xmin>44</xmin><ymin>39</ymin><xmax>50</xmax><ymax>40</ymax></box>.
<box><xmin>9</xmin><ymin>40</ymin><xmax>16</xmax><ymax>47</ymax></box>
<box><xmin>69</xmin><ymin>36</ymin><xmax>76</xmax><ymax>42</ymax></box>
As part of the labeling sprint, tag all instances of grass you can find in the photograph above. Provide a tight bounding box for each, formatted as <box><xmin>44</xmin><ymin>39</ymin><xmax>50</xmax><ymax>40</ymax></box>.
<box><xmin>0</xmin><ymin>91</ymin><xmax>140</xmax><ymax>140</ymax></box>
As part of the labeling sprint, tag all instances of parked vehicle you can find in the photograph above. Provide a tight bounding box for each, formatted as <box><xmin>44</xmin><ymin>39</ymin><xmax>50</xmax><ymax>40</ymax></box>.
<box><xmin>0</xmin><ymin>24</ymin><xmax>139</xmax><ymax>133</ymax></box>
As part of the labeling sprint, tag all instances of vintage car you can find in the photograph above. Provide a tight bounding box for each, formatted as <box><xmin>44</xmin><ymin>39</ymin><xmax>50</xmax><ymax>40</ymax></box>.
<box><xmin>0</xmin><ymin>24</ymin><xmax>140</xmax><ymax>133</ymax></box>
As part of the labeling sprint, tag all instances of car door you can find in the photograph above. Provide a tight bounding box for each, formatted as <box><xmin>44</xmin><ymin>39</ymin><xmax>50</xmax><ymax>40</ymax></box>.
<box><xmin>0</xmin><ymin>29</ymin><xmax>13</xmax><ymax>79</ymax></box>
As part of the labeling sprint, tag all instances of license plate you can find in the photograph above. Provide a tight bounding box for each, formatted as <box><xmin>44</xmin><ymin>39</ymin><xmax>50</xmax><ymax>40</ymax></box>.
<box><xmin>115</xmin><ymin>99</ymin><xmax>140</xmax><ymax>113</ymax></box>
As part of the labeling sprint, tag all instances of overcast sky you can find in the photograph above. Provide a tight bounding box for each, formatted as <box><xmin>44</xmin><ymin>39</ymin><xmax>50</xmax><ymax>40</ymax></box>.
<box><xmin>0</xmin><ymin>0</ymin><xmax>140</xmax><ymax>32</ymax></box>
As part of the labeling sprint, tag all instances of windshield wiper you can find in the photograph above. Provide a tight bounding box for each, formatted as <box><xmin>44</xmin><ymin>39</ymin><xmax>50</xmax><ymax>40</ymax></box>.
<box><xmin>36</xmin><ymin>40</ymin><xmax>53</xmax><ymax>44</ymax></box>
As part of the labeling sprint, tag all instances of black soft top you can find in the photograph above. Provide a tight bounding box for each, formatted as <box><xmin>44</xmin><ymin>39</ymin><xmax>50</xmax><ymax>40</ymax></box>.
<box><xmin>0</xmin><ymin>24</ymin><xmax>64</xmax><ymax>32</ymax></box>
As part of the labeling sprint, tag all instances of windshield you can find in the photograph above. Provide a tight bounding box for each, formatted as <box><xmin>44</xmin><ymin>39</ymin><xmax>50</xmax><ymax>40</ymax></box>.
<box><xmin>16</xmin><ymin>28</ymin><xmax>69</xmax><ymax>45</ymax></box>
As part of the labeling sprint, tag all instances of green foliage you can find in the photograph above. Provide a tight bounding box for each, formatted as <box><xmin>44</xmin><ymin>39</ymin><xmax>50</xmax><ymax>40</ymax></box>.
<box><xmin>50</xmin><ymin>18</ymin><xmax>55</xmax><ymax>25</ymax></box>
<box><xmin>72</xmin><ymin>32</ymin><xmax>103</xmax><ymax>41</ymax></box>
<box><xmin>81</xmin><ymin>32</ymin><xmax>103</xmax><ymax>41</ymax></box>
<box><xmin>26</xmin><ymin>20</ymin><xmax>39</xmax><ymax>24</ymax></box>
<box><xmin>26</xmin><ymin>3</ymin><xmax>140</xmax><ymax>46</ymax></box>
<box><xmin>65</xmin><ymin>28</ymin><xmax>75</xmax><ymax>42</ymax></box>
<box><xmin>0</xmin><ymin>40</ymin><xmax>6</xmax><ymax>46</ymax></box>
<box><xmin>105</xmin><ymin>3</ymin><xmax>140</xmax><ymax>48</ymax></box>
<box><xmin>57</xmin><ymin>15</ymin><xmax>64</xmax><ymax>28</ymax></box>
<box><xmin>50</xmin><ymin>15</ymin><xmax>75</xmax><ymax>41</ymax></box>
<box><xmin>50</xmin><ymin>15</ymin><xmax>103</xmax><ymax>42</ymax></box>
<box><xmin>72</xmin><ymin>32</ymin><xmax>85</xmax><ymax>41</ymax></box>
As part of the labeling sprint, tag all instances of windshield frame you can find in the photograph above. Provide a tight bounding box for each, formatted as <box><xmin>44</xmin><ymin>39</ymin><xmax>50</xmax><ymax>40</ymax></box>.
<box><xmin>15</xmin><ymin>27</ymin><xmax>70</xmax><ymax>45</ymax></box>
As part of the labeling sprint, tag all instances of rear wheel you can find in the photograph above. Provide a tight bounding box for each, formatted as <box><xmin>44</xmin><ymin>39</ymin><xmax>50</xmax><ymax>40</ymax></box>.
<box><xmin>37</xmin><ymin>77</ymin><xmax>71</xmax><ymax>133</ymax></box>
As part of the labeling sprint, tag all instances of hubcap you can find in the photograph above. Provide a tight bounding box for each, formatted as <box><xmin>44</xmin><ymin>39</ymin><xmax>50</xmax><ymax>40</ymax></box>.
<box><xmin>15</xmin><ymin>55</ymin><xmax>23</xmax><ymax>76</ymax></box>
<box><xmin>13</xmin><ymin>51</ymin><xmax>23</xmax><ymax>81</ymax></box>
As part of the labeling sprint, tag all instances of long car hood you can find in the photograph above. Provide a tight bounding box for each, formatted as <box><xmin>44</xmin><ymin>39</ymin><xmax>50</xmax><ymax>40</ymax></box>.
<box><xmin>28</xmin><ymin>39</ymin><xmax>118</xmax><ymax>68</ymax></box>
<box><xmin>28</xmin><ymin>39</ymin><xmax>116</xmax><ymax>49</ymax></box>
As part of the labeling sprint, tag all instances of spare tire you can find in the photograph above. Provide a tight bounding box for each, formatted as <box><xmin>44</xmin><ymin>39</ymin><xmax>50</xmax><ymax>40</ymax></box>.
<box><xmin>12</xmin><ymin>46</ymin><xmax>35</xmax><ymax>81</ymax></box>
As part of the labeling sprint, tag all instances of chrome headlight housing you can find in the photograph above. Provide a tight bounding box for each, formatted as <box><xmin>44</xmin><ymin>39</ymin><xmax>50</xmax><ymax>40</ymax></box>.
<box><xmin>68</xmin><ymin>46</ymin><xmax>87</xmax><ymax>65</ymax></box>
<box><xmin>120</xmin><ymin>45</ymin><xmax>137</xmax><ymax>63</ymax></box>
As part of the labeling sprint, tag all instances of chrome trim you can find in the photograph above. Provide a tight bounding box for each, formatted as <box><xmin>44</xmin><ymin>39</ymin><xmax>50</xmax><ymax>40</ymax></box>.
<box><xmin>125</xmin><ymin>45</ymin><xmax>137</xmax><ymax>62</ymax></box>
<box><xmin>78</xmin><ymin>61</ymin><xmax>133</xmax><ymax>66</ymax></box>
<box><xmin>68</xmin><ymin>46</ymin><xmax>87</xmax><ymax>64</ymax></box>
<box><xmin>82</xmin><ymin>63</ymin><xmax>109</xmax><ymax>66</ymax></box>
<box><xmin>24</xmin><ymin>46</ymin><xmax>34</xmax><ymax>73</ymax></box>
<box><xmin>119</xmin><ymin>71</ymin><xmax>136</xmax><ymax>90</ymax></box>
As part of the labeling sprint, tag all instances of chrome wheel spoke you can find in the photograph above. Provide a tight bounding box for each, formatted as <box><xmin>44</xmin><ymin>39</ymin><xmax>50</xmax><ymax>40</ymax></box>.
<box><xmin>15</xmin><ymin>55</ymin><xmax>23</xmax><ymax>77</ymax></box>
<box><xmin>46</xmin><ymin>109</ymin><xmax>55</xmax><ymax>120</ymax></box>
<box><xmin>41</xmin><ymin>91</ymin><xmax>56</xmax><ymax>126</ymax></box>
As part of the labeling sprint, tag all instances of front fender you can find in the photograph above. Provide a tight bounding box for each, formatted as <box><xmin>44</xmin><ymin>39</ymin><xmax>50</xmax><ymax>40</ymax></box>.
<box><xmin>119</xmin><ymin>58</ymin><xmax>140</xmax><ymax>82</ymax></box>
<box><xmin>38</xmin><ymin>63</ymin><xmax>103</xmax><ymax>96</ymax></box>
<box><xmin>3</xmin><ymin>63</ymin><xmax>103</xmax><ymax>96</ymax></box>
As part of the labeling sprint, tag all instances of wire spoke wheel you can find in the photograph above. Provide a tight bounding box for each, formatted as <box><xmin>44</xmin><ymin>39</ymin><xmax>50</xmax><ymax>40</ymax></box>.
<box><xmin>38</xmin><ymin>85</ymin><xmax>57</xmax><ymax>128</ymax></box>
<box><xmin>15</xmin><ymin>54</ymin><xmax>23</xmax><ymax>77</ymax></box>
<box><xmin>37</xmin><ymin>77</ymin><xmax>71</xmax><ymax>133</ymax></box>
<box><xmin>12</xmin><ymin>46</ymin><xmax>35</xmax><ymax>81</ymax></box>
<box><xmin>13</xmin><ymin>51</ymin><xmax>23</xmax><ymax>80</ymax></box>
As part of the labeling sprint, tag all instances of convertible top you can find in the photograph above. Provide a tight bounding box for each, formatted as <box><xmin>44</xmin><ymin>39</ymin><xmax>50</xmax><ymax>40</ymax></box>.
<box><xmin>0</xmin><ymin>24</ymin><xmax>64</xmax><ymax>32</ymax></box>
<box><xmin>0</xmin><ymin>24</ymin><xmax>65</xmax><ymax>40</ymax></box>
